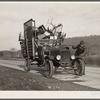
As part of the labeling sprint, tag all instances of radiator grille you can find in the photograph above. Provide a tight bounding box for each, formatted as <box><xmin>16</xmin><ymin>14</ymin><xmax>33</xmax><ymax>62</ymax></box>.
<box><xmin>60</xmin><ymin>50</ymin><xmax>71</xmax><ymax>63</ymax></box>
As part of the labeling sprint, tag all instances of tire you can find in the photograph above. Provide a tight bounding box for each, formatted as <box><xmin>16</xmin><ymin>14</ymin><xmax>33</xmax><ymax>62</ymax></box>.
<box><xmin>24</xmin><ymin>59</ymin><xmax>31</xmax><ymax>72</ymax></box>
<box><xmin>74</xmin><ymin>59</ymin><xmax>85</xmax><ymax>76</ymax></box>
<box><xmin>40</xmin><ymin>60</ymin><xmax>54</xmax><ymax>78</ymax></box>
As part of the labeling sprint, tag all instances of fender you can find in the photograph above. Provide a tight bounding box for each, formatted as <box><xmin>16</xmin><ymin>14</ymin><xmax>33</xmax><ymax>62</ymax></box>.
<box><xmin>75</xmin><ymin>57</ymin><xmax>83</xmax><ymax>60</ymax></box>
<box><xmin>74</xmin><ymin>55</ymin><xmax>85</xmax><ymax>60</ymax></box>
<box><xmin>74</xmin><ymin>57</ymin><xmax>86</xmax><ymax>64</ymax></box>
<box><xmin>71</xmin><ymin>56</ymin><xmax>85</xmax><ymax>65</ymax></box>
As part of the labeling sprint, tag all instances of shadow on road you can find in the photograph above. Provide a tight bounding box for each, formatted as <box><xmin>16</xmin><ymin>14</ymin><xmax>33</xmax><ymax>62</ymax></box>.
<box><xmin>19</xmin><ymin>64</ymin><xmax>77</xmax><ymax>76</ymax></box>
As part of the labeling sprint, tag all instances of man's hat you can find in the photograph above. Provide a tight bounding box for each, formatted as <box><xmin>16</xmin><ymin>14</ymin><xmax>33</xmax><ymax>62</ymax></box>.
<box><xmin>80</xmin><ymin>40</ymin><xmax>85</xmax><ymax>44</ymax></box>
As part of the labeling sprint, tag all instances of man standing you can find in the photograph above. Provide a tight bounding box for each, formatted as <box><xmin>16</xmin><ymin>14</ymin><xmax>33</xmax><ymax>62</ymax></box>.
<box><xmin>73</xmin><ymin>40</ymin><xmax>86</xmax><ymax>57</ymax></box>
<box><xmin>72</xmin><ymin>40</ymin><xmax>86</xmax><ymax>75</ymax></box>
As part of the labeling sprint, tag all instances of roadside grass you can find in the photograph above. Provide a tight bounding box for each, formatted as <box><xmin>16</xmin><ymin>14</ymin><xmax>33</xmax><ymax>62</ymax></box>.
<box><xmin>0</xmin><ymin>65</ymin><xmax>99</xmax><ymax>90</ymax></box>
<box><xmin>0</xmin><ymin>65</ymin><xmax>49</xmax><ymax>90</ymax></box>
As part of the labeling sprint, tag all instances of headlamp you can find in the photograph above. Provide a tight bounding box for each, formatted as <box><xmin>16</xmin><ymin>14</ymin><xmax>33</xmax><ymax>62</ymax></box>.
<box><xmin>71</xmin><ymin>55</ymin><xmax>75</xmax><ymax>60</ymax></box>
<box><xmin>56</xmin><ymin>55</ymin><xmax>61</xmax><ymax>60</ymax></box>
<box><xmin>35</xmin><ymin>52</ymin><xmax>38</xmax><ymax>56</ymax></box>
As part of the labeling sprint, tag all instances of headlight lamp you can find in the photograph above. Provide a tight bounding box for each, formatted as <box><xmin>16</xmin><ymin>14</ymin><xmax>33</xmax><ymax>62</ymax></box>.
<box><xmin>35</xmin><ymin>52</ymin><xmax>38</xmax><ymax>56</ymax></box>
<box><xmin>71</xmin><ymin>55</ymin><xmax>75</xmax><ymax>60</ymax></box>
<box><xmin>56</xmin><ymin>55</ymin><xmax>61</xmax><ymax>60</ymax></box>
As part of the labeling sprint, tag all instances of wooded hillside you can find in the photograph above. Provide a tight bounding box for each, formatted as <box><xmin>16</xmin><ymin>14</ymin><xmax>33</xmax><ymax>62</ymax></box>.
<box><xmin>63</xmin><ymin>35</ymin><xmax>100</xmax><ymax>56</ymax></box>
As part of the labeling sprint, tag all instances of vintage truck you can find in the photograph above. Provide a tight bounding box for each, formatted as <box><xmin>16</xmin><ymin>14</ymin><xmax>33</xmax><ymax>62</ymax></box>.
<box><xmin>19</xmin><ymin>19</ymin><xmax>85</xmax><ymax>78</ymax></box>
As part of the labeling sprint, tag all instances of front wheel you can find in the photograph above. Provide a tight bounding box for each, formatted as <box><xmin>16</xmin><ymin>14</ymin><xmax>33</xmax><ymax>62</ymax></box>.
<box><xmin>74</xmin><ymin>59</ymin><xmax>85</xmax><ymax>76</ymax></box>
<box><xmin>40</xmin><ymin>60</ymin><xmax>54</xmax><ymax>78</ymax></box>
<box><xmin>24</xmin><ymin>59</ymin><xmax>31</xmax><ymax>72</ymax></box>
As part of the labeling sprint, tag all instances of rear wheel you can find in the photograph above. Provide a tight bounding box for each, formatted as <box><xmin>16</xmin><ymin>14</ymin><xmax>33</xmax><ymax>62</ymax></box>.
<box><xmin>74</xmin><ymin>59</ymin><xmax>85</xmax><ymax>76</ymax></box>
<box><xmin>24</xmin><ymin>59</ymin><xmax>31</xmax><ymax>72</ymax></box>
<box><xmin>40</xmin><ymin>60</ymin><xmax>54</xmax><ymax>78</ymax></box>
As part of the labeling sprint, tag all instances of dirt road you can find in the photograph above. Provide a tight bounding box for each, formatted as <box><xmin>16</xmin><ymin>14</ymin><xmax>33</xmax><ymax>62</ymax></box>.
<box><xmin>0</xmin><ymin>59</ymin><xmax>100</xmax><ymax>90</ymax></box>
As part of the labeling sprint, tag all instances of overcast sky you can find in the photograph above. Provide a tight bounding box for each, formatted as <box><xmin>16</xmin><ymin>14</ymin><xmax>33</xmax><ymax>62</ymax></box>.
<box><xmin>0</xmin><ymin>2</ymin><xmax>100</xmax><ymax>51</ymax></box>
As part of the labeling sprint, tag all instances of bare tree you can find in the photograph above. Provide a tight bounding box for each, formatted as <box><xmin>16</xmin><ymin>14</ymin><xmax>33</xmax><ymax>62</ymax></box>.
<box><xmin>10</xmin><ymin>48</ymin><xmax>17</xmax><ymax>57</ymax></box>
<box><xmin>10</xmin><ymin>48</ymin><xmax>17</xmax><ymax>52</ymax></box>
